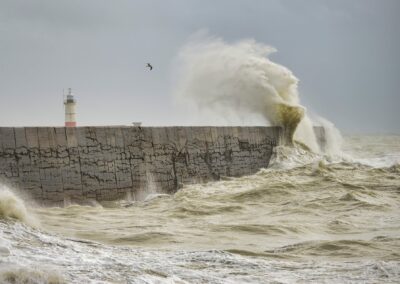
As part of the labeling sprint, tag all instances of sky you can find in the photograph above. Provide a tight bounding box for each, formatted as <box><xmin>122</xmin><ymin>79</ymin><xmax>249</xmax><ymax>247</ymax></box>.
<box><xmin>0</xmin><ymin>0</ymin><xmax>399</xmax><ymax>133</ymax></box>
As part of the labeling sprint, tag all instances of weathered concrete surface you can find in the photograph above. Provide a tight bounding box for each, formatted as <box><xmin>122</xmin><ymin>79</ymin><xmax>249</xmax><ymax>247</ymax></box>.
<box><xmin>0</xmin><ymin>126</ymin><xmax>289</xmax><ymax>204</ymax></box>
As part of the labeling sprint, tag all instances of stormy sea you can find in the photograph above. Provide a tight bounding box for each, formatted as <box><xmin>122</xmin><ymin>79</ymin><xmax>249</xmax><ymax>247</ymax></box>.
<box><xmin>1</xmin><ymin>37</ymin><xmax>399</xmax><ymax>283</ymax></box>
<box><xmin>0</xmin><ymin>134</ymin><xmax>399</xmax><ymax>283</ymax></box>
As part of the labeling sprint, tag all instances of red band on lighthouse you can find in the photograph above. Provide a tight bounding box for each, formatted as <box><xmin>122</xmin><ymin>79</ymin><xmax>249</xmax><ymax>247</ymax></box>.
<box><xmin>65</xmin><ymin>121</ymin><xmax>76</xmax><ymax>127</ymax></box>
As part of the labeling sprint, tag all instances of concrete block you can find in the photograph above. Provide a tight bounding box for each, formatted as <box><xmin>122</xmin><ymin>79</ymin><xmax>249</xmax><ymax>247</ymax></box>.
<box><xmin>14</xmin><ymin>128</ymin><xmax>28</xmax><ymax>148</ymax></box>
<box><xmin>0</xmin><ymin>128</ymin><xmax>15</xmax><ymax>150</ymax></box>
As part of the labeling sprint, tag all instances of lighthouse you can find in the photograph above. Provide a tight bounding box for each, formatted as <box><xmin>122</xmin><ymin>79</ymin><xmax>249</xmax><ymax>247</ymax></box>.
<box><xmin>64</xmin><ymin>88</ymin><xmax>77</xmax><ymax>127</ymax></box>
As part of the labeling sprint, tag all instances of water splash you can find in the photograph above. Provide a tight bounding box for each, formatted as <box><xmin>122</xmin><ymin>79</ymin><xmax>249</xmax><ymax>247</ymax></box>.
<box><xmin>315</xmin><ymin>116</ymin><xmax>344</xmax><ymax>157</ymax></box>
<box><xmin>0</xmin><ymin>185</ymin><xmax>38</xmax><ymax>226</ymax></box>
<box><xmin>268</xmin><ymin>145</ymin><xmax>323</xmax><ymax>170</ymax></box>
<box><xmin>131</xmin><ymin>170</ymin><xmax>164</xmax><ymax>202</ymax></box>
<box><xmin>174</xmin><ymin>33</ymin><xmax>320</xmax><ymax>152</ymax></box>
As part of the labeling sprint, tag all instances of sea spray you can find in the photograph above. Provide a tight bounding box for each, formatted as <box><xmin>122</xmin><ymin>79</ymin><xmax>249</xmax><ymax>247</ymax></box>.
<box><xmin>316</xmin><ymin>116</ymin><xmax>343</xmax><ymax>157</ymax></box>
<box><xmin>0</xmin><ymin>185</ymin><xmax>38</xmax><ymax>226</ymax></box>
<box><xmin>173</xmin><ymin>34</ymin><xmax>320</xmax><ymax>151</ymax></box>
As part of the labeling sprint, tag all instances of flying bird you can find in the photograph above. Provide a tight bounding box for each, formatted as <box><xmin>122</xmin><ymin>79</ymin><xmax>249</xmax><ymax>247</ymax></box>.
<box><xmin>146</xmin><ymin>63</ymin><xmax>153</xmax><ymax>70</ymax></box>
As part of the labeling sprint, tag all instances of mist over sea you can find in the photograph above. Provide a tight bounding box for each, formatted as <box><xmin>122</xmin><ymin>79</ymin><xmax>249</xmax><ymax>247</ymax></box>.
<box><xmin>0</xmin><ymin>134</ymin><xmax>399</xmax><ymax>283</ymax></box>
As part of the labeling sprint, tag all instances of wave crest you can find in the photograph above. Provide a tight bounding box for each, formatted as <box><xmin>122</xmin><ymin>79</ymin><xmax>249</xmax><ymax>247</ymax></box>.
<box><xmin>0</xmin><ymin>185</ymin><xmax>37</xmax><ymax>226</ymax></box>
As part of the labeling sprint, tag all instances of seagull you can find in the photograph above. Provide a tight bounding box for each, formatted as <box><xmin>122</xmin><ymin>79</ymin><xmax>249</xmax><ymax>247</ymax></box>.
<box><xmin>146</xmin><ymin>63</ymin><xmax>153</xmax><ymax>70</ymax></box>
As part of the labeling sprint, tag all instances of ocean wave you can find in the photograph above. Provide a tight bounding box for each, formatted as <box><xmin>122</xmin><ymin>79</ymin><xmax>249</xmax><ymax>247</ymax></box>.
<box><xmin>1</xmin><ymin>217</ymin><xmax>399</xmax><ymax>283</ymax></box>
<box><xmin>0</xmin><ymin>265</ymin><xmax>65</xmax><ymax>284</ymax></box>
<box><xmin>211</xmin><ymin>224</ymin><xmax>304</xmax><ymax>235</ymax></box>
<box><xmin>267</xmin><ymin>145</ymin><xmax>324</xmax><ymax>170</ymax></box>
<box><xmin>111</xmin><ymin>231</ymin><xmax>176</xmax><ymax>245</ymax></box>
<box><xmin>267</xmin><ymin>238</ymin><xmax>400</xmax><ymax>259</ymax></box>
<box><xmin>268</xmin><ymin>139</ymin><xmax>400</xmax><ymax>172</ymax></box>
<box><xmin>0</xmin><ymin>186</ymin><xmax>38</xmax><ymax>226</ymax></box>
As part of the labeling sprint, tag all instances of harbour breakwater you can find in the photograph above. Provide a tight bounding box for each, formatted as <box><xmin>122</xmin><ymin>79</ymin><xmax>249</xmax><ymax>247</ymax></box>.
<box><xmin>0</xmin><ymin>126</ymin><xmax>325</xmax><ymax>205</ymax></box>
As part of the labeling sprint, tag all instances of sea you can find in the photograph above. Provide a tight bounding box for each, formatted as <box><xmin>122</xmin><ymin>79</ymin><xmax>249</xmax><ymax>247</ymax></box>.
<box><xmin>0</xmin><ymin>134</ymin><xmax>399</xmax><ymax>283</ymax></box>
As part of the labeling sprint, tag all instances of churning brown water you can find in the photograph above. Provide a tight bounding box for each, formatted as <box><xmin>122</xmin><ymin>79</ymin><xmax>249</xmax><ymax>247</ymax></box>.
<box><xmin>0</xmin><ymin>135</ymin><xmax>399</xmax><ymax>283</ymax></box>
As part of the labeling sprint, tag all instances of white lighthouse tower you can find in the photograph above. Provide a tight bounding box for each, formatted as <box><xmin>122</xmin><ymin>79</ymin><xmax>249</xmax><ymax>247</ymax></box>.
<box><xmin>64</xmin><ymin>88</ymin><xmax>77</xmax><ymax>127</ymax></box>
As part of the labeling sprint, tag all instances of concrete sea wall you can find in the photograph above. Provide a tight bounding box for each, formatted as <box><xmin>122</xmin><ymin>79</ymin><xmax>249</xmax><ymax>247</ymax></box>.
<box><xmin>0</xmin><ymin>126</ymin><xmax>295</xmax><ymax>204</ymax></box>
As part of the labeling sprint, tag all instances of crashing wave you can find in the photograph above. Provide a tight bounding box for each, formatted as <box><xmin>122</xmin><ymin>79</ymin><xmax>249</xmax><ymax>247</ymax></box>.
<box><xmin>173</xmin><ymin>33</ymin><xmax>330</xmax><ymax>152</ymax></box>
<box><xmin>0</xmin><ymin>185</ymin><xmax>37</xmax><ymax>226</ymax></box>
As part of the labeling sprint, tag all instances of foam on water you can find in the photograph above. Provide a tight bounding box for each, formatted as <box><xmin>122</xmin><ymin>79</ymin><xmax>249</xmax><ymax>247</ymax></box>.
<box><xmin>0</xmin><ymin>217</ymin><xmax>399</xmax><ymax>283</ymax></box>
<box><xmin>0</xmin><ymin>265</ymin><xmax>65</xmax><ymax>284</ymax></box>
<box><xmin>268</xmin><ymin>145</ymin><xmax>323</xmax><ymax>170</ymax></box>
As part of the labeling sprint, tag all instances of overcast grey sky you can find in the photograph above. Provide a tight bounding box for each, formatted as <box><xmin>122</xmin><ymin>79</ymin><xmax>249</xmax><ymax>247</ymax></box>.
<box><xmin>0</xmin><ymin>0</ymin><xmax>399</xmax><ymax>133</ymax></box>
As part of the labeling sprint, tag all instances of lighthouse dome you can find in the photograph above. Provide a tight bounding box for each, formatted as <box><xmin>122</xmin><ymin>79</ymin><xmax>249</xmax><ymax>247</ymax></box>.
<box><xmin>66</xmin><ymin>94</ymin><xmax>75</xmax><ymax>103</ymax></box>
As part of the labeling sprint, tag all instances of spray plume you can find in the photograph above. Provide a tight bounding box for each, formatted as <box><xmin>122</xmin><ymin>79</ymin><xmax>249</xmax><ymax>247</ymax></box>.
<box><xmin>173</xmin><ymin>34</ymin><xmax>320</xmax><ymax>152</ymax></box>
<box><xmin>0</xmin><ymin>185</ymin><xmax>38</xmax><ymax>226</ymax></box>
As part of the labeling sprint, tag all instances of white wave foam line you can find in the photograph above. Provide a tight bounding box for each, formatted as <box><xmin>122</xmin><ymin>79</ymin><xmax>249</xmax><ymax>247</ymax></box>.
<box><xmin>268</xmin><ymin>145</ymin><xmax>323</xmax><ymax>170</ymax></box>
<box><xmin>0</xmin><ymin>265</ymin><xmax>65</xmax><ymax>284</ymax></box>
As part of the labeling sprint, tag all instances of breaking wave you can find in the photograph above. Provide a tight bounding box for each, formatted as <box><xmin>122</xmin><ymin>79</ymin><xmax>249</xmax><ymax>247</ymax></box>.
<box><xmin>0</xmin><ymin>265</ymin><xmax>65</xmax><ymax>284</ymax></box>
<box><xmin>174</xmin><ymin>33</ymin><xmax>331</xmax><ymax>152</ymax></box>
<box><xmin>0</xmin><ymin>185</ymin><xmax>37</xmax><ymax>226</ymax></box>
